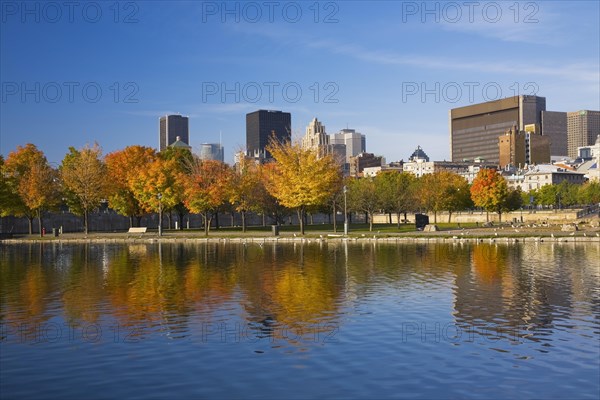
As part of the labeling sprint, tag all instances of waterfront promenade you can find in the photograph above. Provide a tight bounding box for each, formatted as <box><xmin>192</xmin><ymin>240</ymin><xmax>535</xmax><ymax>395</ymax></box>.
<box><xmin>3</xmin><ymin>221</ymin><xmax>599</xmax><ymax>244</ymax></box>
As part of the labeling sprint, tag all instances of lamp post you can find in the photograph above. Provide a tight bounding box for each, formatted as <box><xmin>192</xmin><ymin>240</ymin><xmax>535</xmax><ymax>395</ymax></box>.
<box><xmin>157</xmin><ymin>193</ymin><xmax>163</xmax><ymax>237</ymax></box>
<box><xmin>343</xmin><ymin>185</ymin><xmax>348</xmax><ymax>235</ymax></box>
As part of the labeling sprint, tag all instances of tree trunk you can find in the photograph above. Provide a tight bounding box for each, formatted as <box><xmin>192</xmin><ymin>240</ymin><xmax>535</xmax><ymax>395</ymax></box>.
<box><xmin>37</xmin><ymin>210</ymin><xmax>43</xmax><ymax>238</ymax></box>
<box><xmin>203</xmin><ymin>214</ymin><xmax>212</xmax><ymax>236</ymax></box>
<box><xmin>231</xmin><ymin>212</ymin><xmax>235</xmax><ymax>227</ymax></box>
<box><xmin>136</xmin><ymin>215</ymin><xmax>142</xmax><ymax>227</ymax></box>
<box><xmin>396</xmin><ymin>212</ymin><xmax>401</xmax><ymax>229</ymax></box>
<box><xmin>389</xmin><ymin>212</ymin><xmax>392</xmax><ymax>224</ymax></box>
<box><xmin>178</xmin><ymin>210</ymin><xmax>185</xmax><ymax>230</ymax></box>
<box><xmin>84</xmin><ymin>209</ymin><xmax>89</xmax><ymax>235</ymax></box>
<box><xmin>262</xmin><ymin>211</ymin><xmax>266</xmax><ymax>227</ymax></box>
<box><xmin>448</xmin><ymin>212</ymin><xmax>452</xmax><ymax>223</ymax></box>
<box><xmin>129</xmin><ymin>215</ymin><xmax>134</xmax><ymax>228</ymax></box>
<box><xmin>298</xmin><ymin>207</ymin><xmax>305</xmax><ymax>235</ymax></box>
<box><xmin>241</xmin><ymin>211</ymin><xmax>246</xmax><ymax>233</ymax></box>
<box><xmin>309</xmin><ymin>213</ymin><xmax>313</xmax><ymax>225</ymax></box>
<box><xmin>28</xmin><ymin>216</ymin><xmax>33</xmax><ymax>235</ymax></box>
<box><xmin>333</xmin><ymin>202</ymin><xmax>337</xmax><ymax>233</ymax></box>
<box><xmin>404</xmin><ymin>212</ymin><xmax>407</xmax><ymax>224</ymax></box>
<box><xmin>498</xmin><ymin>212</ymin><xmax>502</xmax><ymax>223</ymax></box>
<box><xmin>369</xmin><ymin>211</ymin><xmax>373</xmax><ymax>231</ymax></box>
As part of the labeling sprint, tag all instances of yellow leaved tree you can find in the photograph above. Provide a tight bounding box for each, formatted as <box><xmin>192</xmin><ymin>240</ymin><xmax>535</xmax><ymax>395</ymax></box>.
<box><xmin>265</xmin><ymin>139</ymin><xmax>342</xmax><ymax>235</ymax></box>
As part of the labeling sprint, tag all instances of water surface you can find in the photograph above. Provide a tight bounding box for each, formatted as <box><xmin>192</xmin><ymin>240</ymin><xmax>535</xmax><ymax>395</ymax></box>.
<box><xmin>1</xmin><ymin>241</ymin><xmax>599</xmax><ymax>399</ymax></box>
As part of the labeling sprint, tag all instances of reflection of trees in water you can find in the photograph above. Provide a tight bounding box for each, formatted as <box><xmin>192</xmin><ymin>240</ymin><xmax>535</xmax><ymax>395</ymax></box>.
<box><xmin>2</xmin><ymin>242</ymin><xmax>598</xmax><ymax>346</ymax></box>
<box><xmin>0</xmin><ymin>245</ymin><xmax>52</xmax><ymax>335</ymax></box>
<box><xmin>237</xmin><ymin>242</ymin><xmax>345</xmax><ymax>344</ymax></box>
<box><xmin>453</xmin><ymin>243</ymin><xmax>599</xmax><ymax>345</ymax></box>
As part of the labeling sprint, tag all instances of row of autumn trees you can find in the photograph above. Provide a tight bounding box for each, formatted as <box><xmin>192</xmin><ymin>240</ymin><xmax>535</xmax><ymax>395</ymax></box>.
<box><xmin>2</xmin><ymin>140</ymin><xmax>600</xmax><ymax>236</ymax></box>
<box><xmin>0</xmin><ymin>140</ymin><xmax>341</xmax><ymax>236</ymax></box>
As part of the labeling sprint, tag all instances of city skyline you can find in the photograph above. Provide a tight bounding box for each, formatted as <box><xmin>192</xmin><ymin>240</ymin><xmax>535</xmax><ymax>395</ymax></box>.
<box><xmin>1</xmin><ymin>2</ymin><xmax>599</xmax><ymax>164</ymax></box>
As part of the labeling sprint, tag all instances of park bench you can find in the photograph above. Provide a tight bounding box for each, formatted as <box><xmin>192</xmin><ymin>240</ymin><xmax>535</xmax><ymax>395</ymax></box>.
<box><xmin>127</xmin><ymin>227</ymin><xmax>147</xmax><ymax>238</ymax></box>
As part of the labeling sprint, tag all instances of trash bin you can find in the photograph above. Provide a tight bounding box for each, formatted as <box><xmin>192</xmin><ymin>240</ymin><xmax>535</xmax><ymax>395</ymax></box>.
<box><xmin>52</xmin><ymin>228</ymin><xmax>59</xmax><ymax>237</ymax></box>
<box><xmin>415</xmin><ymin>214</ymin><xmax>429</xmax><ymax>230</ymax></box>
<box><xmin>271</xmin><ymin>225</ymin><xmax>279</xmax><ymax>236</ymax></box>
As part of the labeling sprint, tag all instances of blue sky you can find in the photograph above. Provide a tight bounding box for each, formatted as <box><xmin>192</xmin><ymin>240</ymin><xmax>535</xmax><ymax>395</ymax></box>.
<box><xmin>1</xmin><ymin>0</ymin><xmax>599</xmax><ymax>164</ymax></box>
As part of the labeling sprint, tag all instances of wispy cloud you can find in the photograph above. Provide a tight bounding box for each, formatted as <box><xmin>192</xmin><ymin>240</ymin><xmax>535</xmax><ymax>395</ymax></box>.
<box><xmin>305</xmin><ymin>40</ymin><xmax>598</xmax><ymax>83</ymax></box>
<box><xmin>230</xmin><ymin>24</ymin><xmax>598</xmax><ymax>84</ymax></box>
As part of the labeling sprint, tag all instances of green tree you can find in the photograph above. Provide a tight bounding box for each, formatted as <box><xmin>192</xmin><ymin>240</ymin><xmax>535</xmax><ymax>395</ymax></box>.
<box><xmin>556</xmin><ymin>180</ymin><xmax>579</xmax><ymax>207</ymax></box>
<box><xmin>536</xmin><ymin>184</ymin><xmax>559</xmax><ymax>207</ymax></box>
<box><xmin>440</xmin><ymin>173</ymin><xmax>472</xmax><ymax>223</ymax></box>
<box><xmin>579</xmin><ymin>181</ymin><xmax>600</xmax><ymax>204</ymax></box>
<box><xmin>60</xmin><ymin>144</ymin><xmax>109</xmax><ymax>234</ymax></box>
<box><xmin>265</xmin><ymin>140</ymin><xmax>341</xmax><ymax>235</ymax></box>
<box><xmin>418</xmin><ymin>171</ymin><xmax>467</xmax><ymax>223</ymax></box>
<box><xmin>505</xmin><ymin>187</ymin><xmax>523</xmax><ymax>213</ymax></box>
<box><xmin>376</xmin><ymin>171</ymin><xmax>417</xmax><ymax>228</ymax></box>
<box><xmin>347</xmin><ymin>177</ymin><xmax>380</xmax><ymax>231</ymax></box>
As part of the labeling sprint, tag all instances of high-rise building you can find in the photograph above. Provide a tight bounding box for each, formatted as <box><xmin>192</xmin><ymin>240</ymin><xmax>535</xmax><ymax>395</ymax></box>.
<box><xmin>498</xmin><ymin>126</ymin><xmax>550</xmax><ymax>168</ymax></box>
<box><xmin>449</xmin><ymin>95</ymin><xmax>546</xmax><ymax>163</ymax></box>
<box><xmin>567</xmin><ymin>110</ymin><xmax>600</xmax><ymax>159</ymax></box>
<box><xmin>329</xmin><ymin>128</ymin><xmax>366</xmax><ymax>163</ymax></box>
<box><xmin>541</xmin><ymin>111</ymin><xmax>567</xmax><ymax>157</ymax></box>
<box><xmin>246</xmin><ymin>110</ymin><xmax>291</xmax><ymax>159</ymax></box>
<box><xmin>301</xmin><ymin>117</ymin><xmax>329</xmax><ymax>157</ymax></box>
<box><xmin>159</xmin><ymin>115</ymin><xmax>189</xmax><ymax>152</ymax></box>
<box><xmin>199</xmin><ymin>143</ymin><xmax>224</xmax><ymax>162</ymax></box>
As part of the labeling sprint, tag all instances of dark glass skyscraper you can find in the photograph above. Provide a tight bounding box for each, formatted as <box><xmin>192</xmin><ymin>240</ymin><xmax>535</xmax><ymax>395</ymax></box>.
<box><xmin>246</xmin><ymin>110</ymin><xmax>291</xmax><ymax>159</ymax></box>
<box><xmin>159</xmin><ymin>115</ymin><xmax>189</xmax><ymax>151</ymax></box>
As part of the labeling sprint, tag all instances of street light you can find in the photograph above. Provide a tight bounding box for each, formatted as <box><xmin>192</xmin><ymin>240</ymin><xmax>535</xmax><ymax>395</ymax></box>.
<box><xmin>343</xmin><ymin>185</ymin><xmax>348</xmax><ymax>235</ymax></box>
<box><xmin>157</xmin><ymin>193</ymin><xmax>163</xmax><ymax>237</ymax></box>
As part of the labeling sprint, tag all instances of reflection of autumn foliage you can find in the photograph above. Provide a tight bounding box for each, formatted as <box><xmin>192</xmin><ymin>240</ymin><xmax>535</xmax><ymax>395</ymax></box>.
<box><xmin>472</xmin><ymin>244</ymin><xmax>507</xmax><ymax>284</ymax></box>
<box><xmin>62</xmin><ymin>261</ymin><xmax>106</xmax><ymax>324</ymax></box>
<box><xmin>272</xmin><ymin>262</ymin><xmax>338</xmax><ymax>327</ymax></box>
<box><xmin>1</xmin><ymin>246</ymin><xmax>52</xmax><ymax>327</ymax></box>
<box><xmin>104</xmin><ymin>244</ymin><xmax>237</xmax><ymax>327</ymax></box>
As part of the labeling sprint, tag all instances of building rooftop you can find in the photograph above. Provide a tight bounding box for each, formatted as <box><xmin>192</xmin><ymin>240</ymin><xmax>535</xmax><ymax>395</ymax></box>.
<box><xmin>408</xmin><ymin>145</ymin><xmax>429</xmax><ymax>162</ymax></box>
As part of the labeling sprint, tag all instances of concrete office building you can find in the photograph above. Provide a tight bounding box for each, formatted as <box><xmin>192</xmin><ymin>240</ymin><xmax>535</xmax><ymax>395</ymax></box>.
<box><xmin>199</xmin><ymin>143</ymin><xmax>224</xmax><ymax>162</ymax></box>
<box><xmin>449</xmin><ymin>95</ymin><xmax>546</xmax><ymax>163</ymax></box>
<box><xmin>567</xmin><ymin>110</ymin><xmax>600</xmax><ymax>159</ymax></box>
<box><xmin>329</xmin><ymin>128</ymin><xmax>366</xmax><ymax>163</ymax></box>
<box><xmin>246</xmin><ymin>110</ymin><xmax>291</xmax><ymax>160</ymax></box>
<box><xmin>541</xmin><ymin>111</ymin><xmax>568</xmax><ymax>157</ymax></box>
<box><xmin>159</xmin><ymin>115</ymin><xmax>189</xmax><ymax>151</ymax></box>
